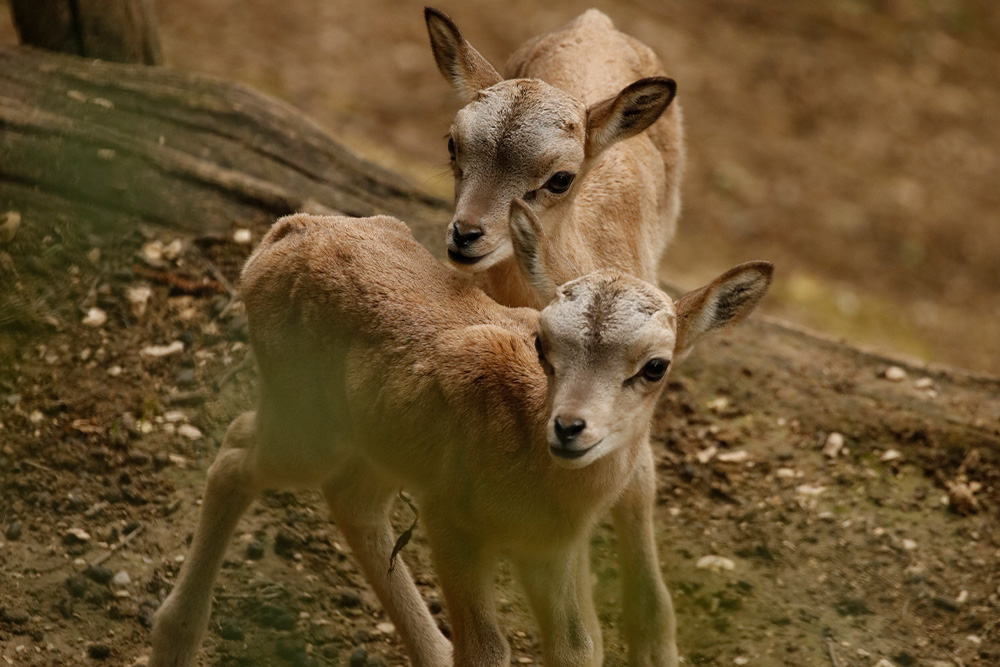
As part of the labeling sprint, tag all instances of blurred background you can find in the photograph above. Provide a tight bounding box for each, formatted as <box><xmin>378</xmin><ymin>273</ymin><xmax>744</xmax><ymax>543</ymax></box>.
<box><xmin>3</xmin><ymin>0</ymin><xmax>997</xmax><ymax>373</ymax></box>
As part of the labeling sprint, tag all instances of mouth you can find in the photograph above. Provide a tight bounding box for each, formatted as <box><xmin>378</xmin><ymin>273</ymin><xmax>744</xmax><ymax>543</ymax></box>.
<box><xmin>448</xmin><ymin>248</ymin><xmax>493</xmax><ymax>265</ymax></box>
<box><xmin>549</xmin><ymin>439</ymin><xmax>603</xmax><ymax>461</ymax></box>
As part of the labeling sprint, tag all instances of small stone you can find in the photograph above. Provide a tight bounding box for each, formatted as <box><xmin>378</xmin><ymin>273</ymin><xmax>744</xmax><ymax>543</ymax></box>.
<box><xmin>233</xmin><ymin>228</ymin><xmax>253</xmax><ymax>245</ymax></box>
<box><xmin>176</xmin><ymin>368</ymin><xmax>197</xmax><ymax>387</ymax></box>
<box><xmin>107</xmin><ymin>365</ymin><xmax>123</xmax><ymax>377</ymax></box>
<box><xmin>66</xmin><ymin>574</ymin><xmax>89</xmax><ymax>597</ymax></box>
<box><xmin>64</xmin><ymin>527</ymin><xmax>92</xmax><ymax>544</ymax></box>
<box><xmin>127</xmin><ymin>286</ymin><xmax>153</xmax><ymax>319</ymax></box>
<box><xmin>6</xmin><ymin>520</ymin><xmax>22</xmax><ymax>540</ymax></box>
<box><xmin>915</xmin><ymin>377</ymin><xmax>934</xmax><ymax>389</ymax></box>
<box><xmin>733</xmin><ymin>658</ymin><xmax>749</xmax><ymax>666</ymax></box>
<box><xmin>82</xmin><ymin>307</ymin><xmax>107</xmax><ymax>327</ymax></box>
<box><xmin>340</xmin><ymin>590</ymin><xmax>362</xmax><ymax>608</ymax></box>
<box><xmin>0</xmin><ymin>211</ymin><xmax>21</xmax><ymax>245</ymax></box>
<box><xmin>112</xmin><ymin>570</ymin><xmax>131</xmax><ymax>587</ymax></box>
<box><xmin>84</xmin><ymin>564</ymin><xmax>114</xmax><ymax>585</ymax></box>
<box><xmin>696</xmin><ymin>555</ymin><xmax>735</xmax><ymax>571</ymax></box>
<box><xmin>883</xmin><ymin>366</ymin><xmax>907</xmax><ymax>382</ymax></box>
<box><xmin>163</xmin><ymin>410</ymin><xmax>187</xmax><ymax>423</ymax></box>
<box><xmin>706</xmin><ymin>396</ymin><xmax>730</xmax><ymax>412</ymax></box>
<box><xmin>177</xmin><ymin>424</ymin><xmax>203</xmax><ymax>440</ymax></box>
<box><xmin>881</xmin><ymin>449</ymin><xmax>902</xmax><ymax>462</ymax></box>
<box><xmin>375</xmin><ymin>621</ymin><xmax>395</xmax><ymax>634</ymax></box>
<box><xmin>900</xmin><ymin>538</ymin><xmax>917</xmax><ymax>551</ymax></box>
<box><xmin>795</xmin><ymin>484</ymin><xmax>826</xmax><ymax>497</ymax></box>
<box><xmin>695</xmin><ymin>446</ymin><xmax>717</xmax><ymax>464</ymax></box>
<box><xmin>823</xmin><ymin>432</ymin><xmax>845</xmax><ymax>458</ymax></box>
<box><xmin>246</xmin><ymin>540</ymin><xmax>265</xmax><ymax>560</ymax></box>
<box><xmin>218</xmin><ymin>616</ymin><xmax>245</xmax><ymax>641</ymax></box>
<box><xmin>717</xmin><ymin>450</ymin><xmax>749</xmax><ymax>463</ymax></box>
<box><xmin>140</xmin><ymin>241</ymin><xmax>164</xmax><ymax>265</ymax></box>
<box><xmin>140</xmin><ymin>341</ymin><xmax>184</xmax><ymax>358</ymax></box>
<box><xmin>29</xmin><ymin>409</ymin><xmax>45</xmax><ymax>425</ymax></box>
<box><xmin>88</xmin><ymin>643</ymin><xmax>112</xmax><ymax>659</ymax></box>
<box><xmin>349</xmin><ymin>649</ymin><xmax>368</xmax><ymax>667</ymax></box>
<box><xmin>163</xmin><ymin>239</ymin><xmax>183</xmax><ymax>262</ymax></box>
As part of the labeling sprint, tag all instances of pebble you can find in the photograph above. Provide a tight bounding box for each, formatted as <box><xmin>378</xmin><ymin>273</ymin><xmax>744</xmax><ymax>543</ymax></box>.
<box><xmin>900</xmin><ymin>539</ymin><xmax>917</xmax><ymax>551</ymax></box>
<box><xmin>880</xmin><ymin>449</ymin><xmax>902</xmax><ymax>462</ymax></box>
<box><xmin>64</xmin><ymin>527</ymin><xmax>92</xmax><ymax>544</ymax></box>
<box><xmin>107</xmin><ymin>365</ymin><xmax>123</xmax><ymax>377</ymax></box>
<box><xmin>246</xmin><ymin>540</ymin><xmax>265</xmax><ymax>560</ymax></box>
<box><xmin>140</xmin><ymin>341</ymin><xmax>184</xmax><ymax>358</ymax></box>
<box><xmin>127</xmin><ymin>286</ymin><xmax>153</xmax><ymax>319</ymax></box>
<box><xmin>822</xmin><ymin>432</ymin><xmax>845</xmax><ymax>458</ymax></box>
<box><xmin>696</xmin><ymin>555</ymin><xmax>736</xmax><ymax>571</ymax></box>
<box><xmin>6</xmin><ymin>520</ymin><xmax>22</xmax><ymax>540</ymax></box>
<box><xmin>233</xmin><ymin>228</ymin><xmax>253</xmax><ymax>245</ymax></box>
<box><xmin>795</xmin><ymin>484</ymin><xmax>826</xmax><ymax>497</ymax></box>
<box><xmin>163</xmin><ymin>239</ymin><xmax>183</xmax><ymax>261</ymax></box>
<box><xmin>82</xmin><ymin>307</ymin><xmax>108</xmax><ymax>327</ymax></box>
<box><xmin>177</xmin><ymin>424</ymin><xmax>203</xmax><ymax>440</ymax></box>
<box><xmin>0</xmin><ymin>211</ymin><xmax>21</xmax><ymax>245</ymax></box>
<box><xmin>695</xmin><ymin>446</ymin><xmax>718</xmax><ymax>464</ymax></box>
<box><xmin>112</xmin><ymin>570</ymin><xmax>131</xmax><ymax>587</ymax></box>
<box><xmin>915</xmin><ymin>377</ymin><xmax>934</xmax><ymax>389</ymax></box>
<box><xmin>218</xmin><ymin>616</ymin><xmax>245</xmax><ymax>641</ymax></box>
<box><xmin>375</xmin><ymin>621</ymin><xmax>395</xmax><ymax>634</ymax></box>
<box><xmin>349</xmin><ymin>648</ymin><xmax>368</xmax><ymax>667</ymax></box>
<box><xmin>176</xmin><ymin>368</ymin><xmax>197</xmax><ymax>387</ymax></box>
<box><xmin>883</xmin><ymin>366</ymin><xmax>907</xmax><ymax>382</ymax></box>
<box><xmin>88</xmin><ymin>643</ymin><xmax>112</xmax><ymax>659</ymax></box>
<box><xmin>84</xmin><ymin>564</ymin><xmax>113</xmax><ymax>585</ymax></box>
<box><xmin>140</xmin><ymin>241</ymin><xmax>164</xmax><ymax>265</ymax></box>
<box><xmin>733</xmin><ymin>658</ymin><xmax>749</xmax><ymax>666</ymax></box>
<box><xmin>29</xmin><ymin>409</ymin><xmax>45</xmax><ymax>425</ymax></box>
<box><xmin>717</xmin><ymin>450</ymin><xmax>749</xmax><ymax>463</ymax></box>
<box><xmin>340</xmin><ymin>590</ymin><xmax>362</xmax><ymax>608</ymax></box>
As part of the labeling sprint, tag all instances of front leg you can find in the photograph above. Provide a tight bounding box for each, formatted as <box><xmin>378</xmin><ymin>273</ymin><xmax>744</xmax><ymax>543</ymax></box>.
<box><xmin>423</xmin><ymin>519</ymin><xmax>509</xmax><ymax>667</ymax></box>
<box><xmin>514</xmin><ymin>540</ymin><xmax>601</xmax><ymax>667</ymax></box>
<box><xmin>611</xmin><ymin>446</ymin><xmax>678</xmax><ymax>667</ymax></box>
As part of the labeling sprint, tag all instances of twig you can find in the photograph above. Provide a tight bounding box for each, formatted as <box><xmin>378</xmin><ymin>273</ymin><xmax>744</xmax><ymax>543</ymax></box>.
<box><xmin>388</xmin><ymin>491</ymin><xmax>419</xmax><ymax>575</ymax></box>
<box><xmin>133</xmin><ymin>264</ymin><xmax>227</xmax><ymax>296</ymax></box>
<box><xmin>22</xmin><ymin>459</ymin><xmax>55</xmax><ymax>473</ymax></box>
<box><xmin>87</xmin><ymin>524</ymin><xmax>145</xmax><ymax>568</ymax></box>
<box><xmin>825</xmin><ymin>638</ymin><xmax>842</xmax><ymax>667</ymax></box>
<box><xmin>214</xmin><ymin>354</ymin><xmax>253</xmax><ymax>390</ymax></box>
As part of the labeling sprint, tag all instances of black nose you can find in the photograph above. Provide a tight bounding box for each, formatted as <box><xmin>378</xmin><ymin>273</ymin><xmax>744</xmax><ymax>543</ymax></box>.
<box><xmin>452</xmin><ymin>224</ymin><xmax>483</xmax><ymax>249</ymax></box>
<box><xmin>554</xmin><ymin>416</ymin><xmax>586</xmax><ymax>444</ymax></box>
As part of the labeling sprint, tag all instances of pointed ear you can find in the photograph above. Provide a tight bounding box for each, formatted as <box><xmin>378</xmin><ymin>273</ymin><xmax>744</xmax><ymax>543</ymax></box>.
<box><xmin>674</xmin><ymin>261</ymin><xmax>773</xmax><ymax>359</ymax></box>
<box><xmin>509</xmin><ymin>199</ymin><xmax>557</xmax><ymax>304</ymax></box>
<box><xmin>425</xmin><ymin>7</ymin><xmax>503</xmax><ymax>103</ymax></box>
<box><xmin>585</xmin><ymin>77</ymin><xmax>676</xmax><ymax>158</ymax></box>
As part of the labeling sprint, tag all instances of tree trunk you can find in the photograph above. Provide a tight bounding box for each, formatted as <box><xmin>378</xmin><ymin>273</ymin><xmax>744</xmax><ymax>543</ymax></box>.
<box><xmin>10</xmin><ymin>0</ymin><xmax>163</xmax><ymax>65</ymax></box>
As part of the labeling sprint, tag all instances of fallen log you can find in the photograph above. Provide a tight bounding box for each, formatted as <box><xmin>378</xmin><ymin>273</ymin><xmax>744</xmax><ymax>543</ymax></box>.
<box><xmin>1</xmin><ymin>43</ymin><xmax>997</xmax><ymax>485</ymax></box>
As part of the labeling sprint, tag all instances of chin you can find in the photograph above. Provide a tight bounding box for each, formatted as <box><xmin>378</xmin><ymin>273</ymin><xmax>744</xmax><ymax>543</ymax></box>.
<box><xmin>548</xmin><ymin>438</ymin><xmax>610</xmax><ymax>470</ymax></box>
<box><xmin>447</xmin><ymin>244</ymin><xmax>511</xmax><ymax>272</ymax></box>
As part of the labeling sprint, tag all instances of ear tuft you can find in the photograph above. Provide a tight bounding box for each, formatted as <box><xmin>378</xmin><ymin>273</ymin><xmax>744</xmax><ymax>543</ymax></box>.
<box><xmin>425</xmin><ymin>7</ymin><xmax>502</xmax><ymax>103</ymax></box>
<box><xmin>673</xmin><ymin>261</ymin><xmax>773</xmax><ymax>359</ymax></box>
<box><xmin>586</xmin><ymin>76</ymin><xmax>677</xmax><ymax>157</ymax></box>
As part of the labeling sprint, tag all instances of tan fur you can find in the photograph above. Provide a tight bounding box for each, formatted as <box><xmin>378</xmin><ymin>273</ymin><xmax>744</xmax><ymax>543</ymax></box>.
<box><xmin>148</xmin><ymin>213</ymin><xmax>771</xmax><ymax>667</ymax></box>
<box><xmin>426</xmin><ymin>7</ymin><xmax>684</xmax><ymax>309</ymax></box>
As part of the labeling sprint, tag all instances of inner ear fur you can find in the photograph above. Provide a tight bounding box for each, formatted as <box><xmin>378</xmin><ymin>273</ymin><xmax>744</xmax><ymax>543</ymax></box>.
<box><xmin>585</xmin><ymin>77</ymin><xmax>677</xmax><ymax>158</ymax></box>
<box><xmin>508</xmin><ymin>199</ymin><xmax>557</xmax><ymax>304</ymax></box>
<box><xmin>674</xmin><ymin>261</ymin><xmax>773</xmax><ymax>357</ymax></box>
<box><xmin>425</xmin><ymin>7</ymin><xmax>503</xmax><ymax>103</ymax></box>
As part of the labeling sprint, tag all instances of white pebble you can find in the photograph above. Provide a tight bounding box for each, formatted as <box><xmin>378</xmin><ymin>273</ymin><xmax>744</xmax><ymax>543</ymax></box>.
<box><xmin>163</xmin><ymin>239</ymin><xmax>183</xmax><ymax>261</ymax></box>
<box><xmin>163</xmin><ymin>410</ymin><xmax>187</xmax><ymax>423</ymax></box>
<box><xmin>177</xmin><ymin>424</ymin><xmax>203</xmax><ymax>441</ymax></box>
<box><xmin>375</xmin><ymin>621</ymin><xmax>396</xmax><ymax>634</ymax></box>
<box><xmin>112</xmin><ymin>570</ymin><xmax>131</xmax><ymax>586</ymax></box>
<box><xmin>140</xmin><ymin>341</ymin><xmax>185</xmax><ymax>358</ymax></box>
<box><xmin>28</xmin><ymin>410</ymin><xmax>45</xmax><ymax>425</ymax></box>
<box><xmin>82</xmin><ymin>307</ymin><xmax>107</xmax><ymax>328</ymax></box>
<box><xmin>696</xmin><ymin>555</ymin><xmax>735</xmax><ymax>571</ymax></box>
<box><xmin>65</xmin><ymin>528</ymin><xmax>91</xmax><ymax>542</ymax></box>
<box><xmin>733</xmin><ymin>658</ymin><xmax>749</xmax><ymax>666</ymax></box>
<box><xmin>880</xmin><ymin>449</ymin><xmax>902</xmax><ymax>463</ymax></box>
<box><xmin>823</xmin><ymin>432</ymin><xmax>845</xmax><ymax>458</ymax></box>
<box><xmin>233</xmin><ymin>228</ymin><xmax>253</xmax><ymax>245</ymax></box>
<box><xmin>717</xmin><ymin>450</ymin><xmax>749</xmax><ymax>463</ymax></box>
<box><xmin>695</xmin><ymin>446</ymin><xmax>717</xmax><ymax>464</ymax></box>
<box><xmin>901</xmin><ymin>538</ymin><xmax>917</xmax><ymax>551</ymax></box>
<box><xmin>107</xmin><ymin>365</ymin><xmax>123</xmax><ymax>377</ymax></box>
<box><xmin>795</xmin><ymin>484</ymin><xmax>826</xmax><ymax>497</ymax></box>
<box><xmin>127</xmin><ymin>286</ymin><xmax>153</xmax><ymax>319</ymax></box>
<box><xmin>915</xmin><ymin>377</ymin><xmax>934</xmax><ymax>389</ymax></box>
<box><xmin>140</xmin><ymin>241</ymin><xmax>163</xmax><ymax>264</ymax></box>
<box><xmin>884</xmin><ymin>366</ymin><xmax>907</xmax><ymax>382</ymax></box>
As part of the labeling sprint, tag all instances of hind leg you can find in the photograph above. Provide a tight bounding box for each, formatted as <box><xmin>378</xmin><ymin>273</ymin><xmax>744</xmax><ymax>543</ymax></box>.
<box><xmin>150</xmin><ymin>412</ymin><xmax>260</xmax><ymax>667</ymax></box>
<box><xmin>323</xmin><ymin>460</ymin><xmax>452</xmax><ymax>667</ymax></box>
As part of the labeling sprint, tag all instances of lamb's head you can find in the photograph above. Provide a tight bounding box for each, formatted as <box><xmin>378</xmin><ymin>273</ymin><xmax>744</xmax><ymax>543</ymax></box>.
<box><xmin>425</xmin><ymin>7</ymin><xmax>676</xmax><ymax>271</ymax></box>
<box><xmin>534</xmin><ymin>264</ymin><xmax>773</xmax><ymax>469</ymax></box>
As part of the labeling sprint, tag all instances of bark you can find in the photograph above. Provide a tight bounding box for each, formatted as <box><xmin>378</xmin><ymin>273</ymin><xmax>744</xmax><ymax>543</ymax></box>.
<box><xmin>10</xmin><ymin>0</ymin><xmax>163</xmax><ymax>65</ymax></box>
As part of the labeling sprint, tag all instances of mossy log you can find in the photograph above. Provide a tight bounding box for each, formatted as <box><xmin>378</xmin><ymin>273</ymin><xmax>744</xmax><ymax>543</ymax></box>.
<box><xmin>1</xmin><ymin>45</ymin><xmax>997</xmax><ymax>480</ymax></box>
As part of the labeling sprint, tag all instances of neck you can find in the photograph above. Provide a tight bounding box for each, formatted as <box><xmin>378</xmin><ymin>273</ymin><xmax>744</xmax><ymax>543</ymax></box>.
<box><xmin>483</xmin><ymin>257</ymin><xmax>546</xmax><ymax>309</ymax></box>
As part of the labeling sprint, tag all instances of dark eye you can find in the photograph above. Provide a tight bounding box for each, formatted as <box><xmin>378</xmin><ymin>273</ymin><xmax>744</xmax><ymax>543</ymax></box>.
<box><xmin>641</xmin><ymin>358</ymin><xmax>669</xmax><ymax>382</ymax></box>
<box><xmin>544</xmin><ymin>171</ymin><xmax>575</xmax><ymax>194</ymax></box>
<box><xmin>447</xmin><ymin>136</ymin><xmax>456</xmax><ymax>162</ymax></box>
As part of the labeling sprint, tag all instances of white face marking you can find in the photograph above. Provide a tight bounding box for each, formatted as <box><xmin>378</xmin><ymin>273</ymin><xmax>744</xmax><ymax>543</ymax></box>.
<box><xmin>536</xmin><ymin>272</ymin><xmax>676</xmax><ymax>469</ymax></box>
<box><xmin>445</xmin><ymin>80</ymin><xmax>587</xmax><ymax>268</ymax></box>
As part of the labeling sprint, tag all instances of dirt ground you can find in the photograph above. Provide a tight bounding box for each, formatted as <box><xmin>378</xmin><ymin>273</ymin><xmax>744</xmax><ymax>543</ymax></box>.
<box><xmin>1</xmin><ymin>1</ymin><xmax>999</xmax><ymax>667</ymax></box>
